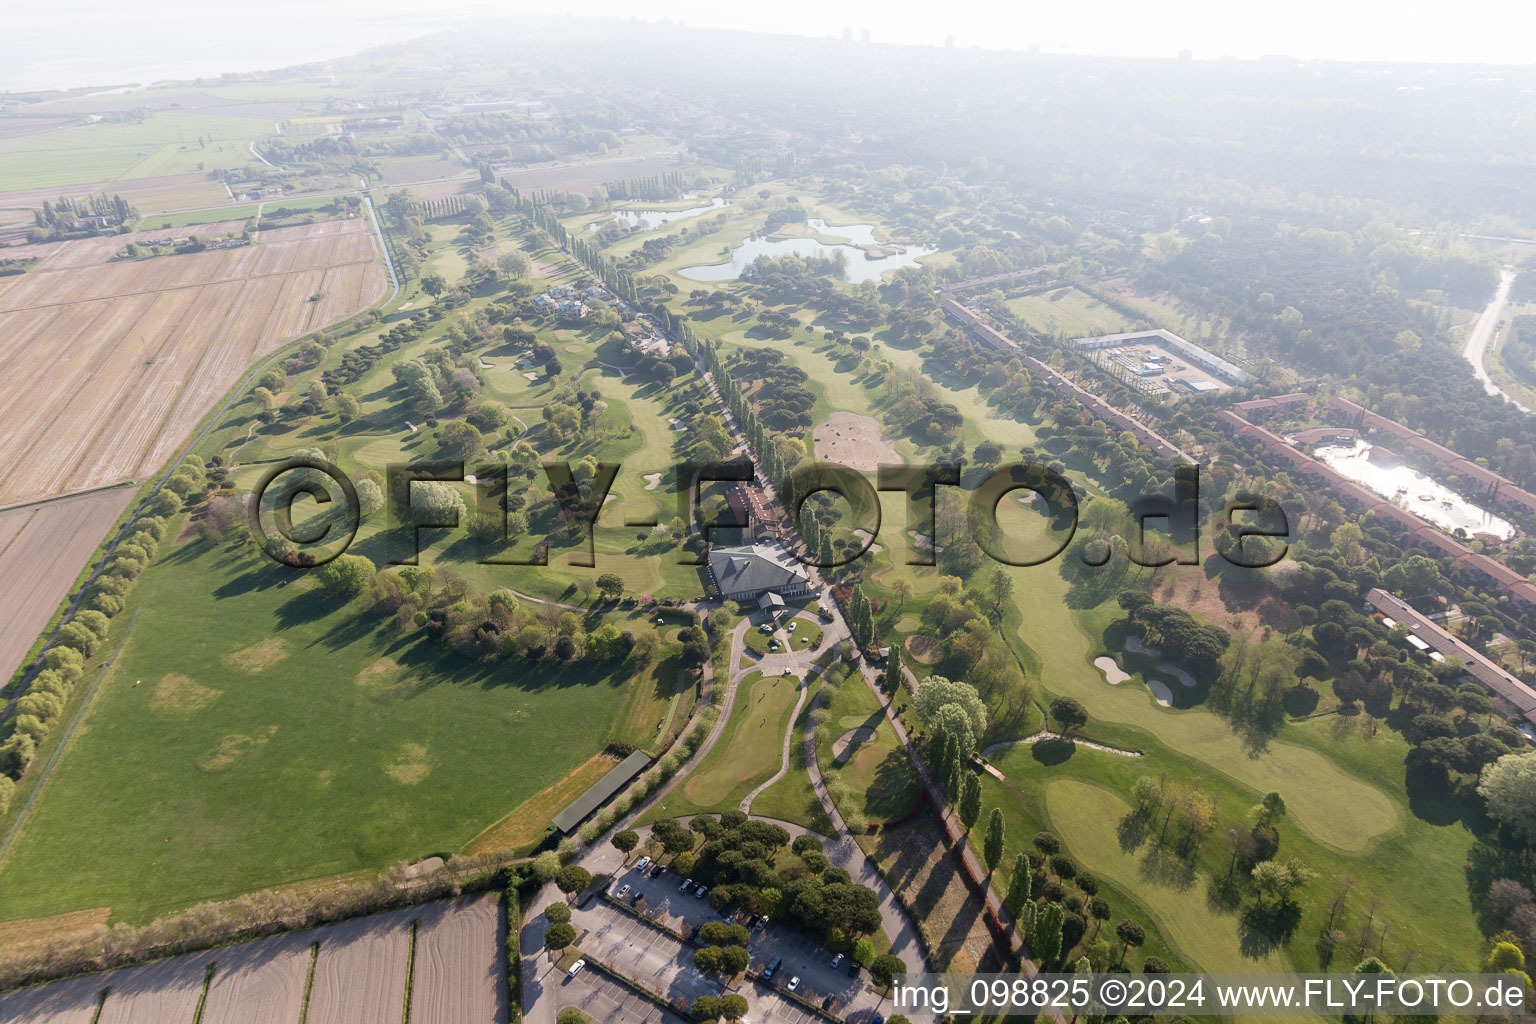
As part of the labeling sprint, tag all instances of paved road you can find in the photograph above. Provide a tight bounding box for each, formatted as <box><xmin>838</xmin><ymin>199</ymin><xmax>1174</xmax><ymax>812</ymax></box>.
<box><xmin>1462</xmin><ymin>266</ymin><xmax>1530</xmax><ymax>413</ymax></box>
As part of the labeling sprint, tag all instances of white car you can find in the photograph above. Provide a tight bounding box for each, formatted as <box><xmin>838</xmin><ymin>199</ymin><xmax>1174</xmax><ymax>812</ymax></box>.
<box><xmin>567</xmin><ymin>959</ymin><xmax>586</xmax><ymax>978</ymax></box>
<box><xmin>759</xmin><ymin>623</ymin><xmax>774</xmax><ymax>634</ymax></box>
<box><xmin>618</xmin><ymin>884</ymin><xmax>631</xmax><ymax>897</ymax></box>
<box><xmin>636</xmin><ymin>856</ymin><xmax>651</xmax><ymax>870</ymax></box>
<box><xmin>786</xmin><ymin>622</ymin><xmax>797</xmax><ymax>633</ymax></box>
<box><xmin>787</xmin><ymin>976</ymin><xmax>801</xmax><ymax>992</ymax></box>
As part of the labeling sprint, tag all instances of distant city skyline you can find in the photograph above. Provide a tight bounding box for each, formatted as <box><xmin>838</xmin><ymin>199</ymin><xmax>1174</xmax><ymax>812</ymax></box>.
<box><xmin>3</xmin><ymin>0</ymin><xmax>1533</xmax><ymax>92</ymax></box>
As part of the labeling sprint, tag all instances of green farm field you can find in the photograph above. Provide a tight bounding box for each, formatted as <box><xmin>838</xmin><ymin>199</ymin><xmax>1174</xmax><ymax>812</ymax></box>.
<box><xmin>0</xmin><ymin>113</ymin><xmax>276</xmax><ymax>192</ymax></box>
<box><xmin>0</xmin><ymin>535</ymin><xmax>674</xmax><ymax>925</ymax></box>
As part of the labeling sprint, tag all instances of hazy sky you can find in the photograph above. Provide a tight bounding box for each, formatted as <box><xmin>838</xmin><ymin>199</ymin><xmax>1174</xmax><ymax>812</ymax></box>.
<box><xmin>4</xmin><ymin>0</ymin><xmax>1534</xmax><ymax>91</ymax></box>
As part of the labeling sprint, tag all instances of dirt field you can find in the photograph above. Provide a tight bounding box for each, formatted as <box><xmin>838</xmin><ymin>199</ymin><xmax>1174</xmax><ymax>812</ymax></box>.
<box><xmin>15</xmin><ymin>221</ymin><xmax>252</xmax><ymax>272</ymax></box>
<box><xmin>0</xmin><ymin>970</ymin><xmax>104</xmax><ymax>1023</ymax></box>
<box><xmin>409</xmin><ymin>893</ymin><xmax>508</xmax><ymax>1024</ymax></box>
<box><xmin>0</xmin><ymin>174</ymin><xmax>230</xmax><ymax>222</ymax></box>
<box><xmin>0</xmin><ymin>218</ymin><xmax>385</xmax><ymax>506</ymax></box>
<box><xmin>0</xmin><ymin>488</ymin><xmax>134</xmax><ymax>687</ymax></box>
<box><xmin>95</xmin><ymin>950</ymin><xmax>217</xmax><ymax>1024</ymax></box>
<box><xmin>812</xmin><ymin>411</ymin><xmax>899</xmax><ymax>473</ymax></box>
<box><xmin>0</xmin><ymin>897</ymin><xmax>507</xmax><ymax>1024</ymax></box>
<box><xmin>305</xmin><ymin>906</ymin><xmax>416</xmax><ymax>1024</ymax></box>
<box><xmin>499</xmin><ymin>154</ymin><xmax>685</xmax><ymax>196</ymax></box>
<box><xmin>198</xmin><ymin>931</ymin><xmax>312</xmax><ymax>1024</ymax></box>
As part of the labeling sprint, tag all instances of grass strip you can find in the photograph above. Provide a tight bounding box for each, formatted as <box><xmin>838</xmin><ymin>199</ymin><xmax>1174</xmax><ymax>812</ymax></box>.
<box><xmin>190</xmin><ymin>962</ymin><xmax>214</xmax><ymax>1024</ymax></box>
<box><xmin>503</xmin><ymin>889</ymin><xmax>521</xmax><ymax>1023</ymax></box>
<box><xmin>401</xmin><ymin>919</ymin><xmax>418</xmax><ymax>1024</ymax></box>
<box><xmin>298</xmin><ymin>942</ymin><xmax>318</xmax><ymax>1024</ymax></box>
<box><xmin>88</xmin><ymin>987</ymin><xmax>108</xmax><ymax>1024</ymax></box>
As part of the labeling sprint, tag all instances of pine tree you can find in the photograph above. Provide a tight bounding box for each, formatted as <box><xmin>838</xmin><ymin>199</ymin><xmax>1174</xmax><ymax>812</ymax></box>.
<box><xmin>1034</xmin><ymin>902</ymin><xmax>1065</xmax><ymax>966</ymax></box>
<box><xmin>933</xmin><ymin>732</ymin><xmax>956</xmax><ymax>786</ymax></box>
<box><xmin>959</xmin><ymin>772</ymin><xmax>981</xmax><ymax>831</ymax></box>
<box><xmin>984</xmin><ymin>808</ymin><xmax>1006</xmax><ymax>873</ymax></box>
<box><xmin>945</xmin><ymin>761</ymin><xmax>962</xmax><ymax>805</ymax></box>
<box><xmin>1018</xmin><ymin>898</ymin><xmax>1037</xmax><ymax>942</ymax></box>
<box><xmin>1003</xmin><ymin>851</ymin><xmax>1033</xmax><ymax>919</ymax></box>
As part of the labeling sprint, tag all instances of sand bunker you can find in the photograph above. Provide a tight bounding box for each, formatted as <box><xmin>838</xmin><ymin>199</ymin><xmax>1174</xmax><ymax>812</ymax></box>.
<box><xmin>1125</xmin><ymin>636</ymin><xmax>1162</xmax><ymax>657</ymax></box>
<box><xmin>907</xmin><ymin>529</ymin><xmax>942</xmax><ymax>553</ymax></box>
<box><xmin>852</xmin><ymin>528</ymin><xmax>883</xmax><ymax>554</ymax></box>
<box><xmin>833</xmin><ymin>726</ymin><xmax>877</xmax><ymax>764</ymax></box>
<box><xmin>813</xmin><ymin>411</ymin><xmax>899</xmax><ymax>473</ymax></box>
<box><xmin>643</xmin><ymin>472</ymin><xmax>662</xmax><ymax>491</ymax></box>
<box><xmin>904</xmin><ymin>633</ymin><xmax>939</xmax><ymax>665</ymax></box>
<box><xmin>1094</xmin><ymin>656</ymin><xmax>1129</xmax><ymax>685</ymax></box>
<box><xmin>1145</xmin><ymin>679</ymin><xmax>1174</xmax><ymax>707</ymax></box>
<box><xmin>523</xmin><ymin>371</ymin><xmax>539</xmax><ymax>381</ymax></box>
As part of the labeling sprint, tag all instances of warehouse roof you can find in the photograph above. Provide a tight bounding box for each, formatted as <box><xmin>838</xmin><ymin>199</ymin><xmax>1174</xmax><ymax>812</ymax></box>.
<box><xmin>551</xmin><ymin>749</ymin><xmax>652</xmax><ymax>834</ymax></box>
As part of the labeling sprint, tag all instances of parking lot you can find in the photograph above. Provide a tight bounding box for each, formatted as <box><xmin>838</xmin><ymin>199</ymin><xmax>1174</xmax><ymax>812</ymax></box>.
<box><xmin>604</xmin><ymin>862</ymin><xmax>889</xmax><ymax>1021</ymax></box>
<box><xmin>553</xmin><ymin>964</ymin><xmax>692</xmax><ymax>1024</ymax></box>
<box><xmin>572</xmin><ymin>898</ymin><xmax>719</xmax><ymax>1008</ymax></box>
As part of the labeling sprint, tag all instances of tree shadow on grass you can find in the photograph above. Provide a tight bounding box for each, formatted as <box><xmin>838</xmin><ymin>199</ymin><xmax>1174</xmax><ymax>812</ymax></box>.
<box><xmin>273</xmin><ymin>584</ymin><xmax>343</xmax><ymax>631</ymax></box>
<box><xmin>1137</xmin><ymin>844</ymin><xmax>1198</xmax><ymax>892</ymax></box>
<box><xmin>1116</xmin><ymin>812</ymin><xmax>1151</xmax><ymax>854</ymax></box>
<box><xmin>1404</xmin><ymin>760</ymin><xmax>1479</xmax><ymax>828</ymax></box>
<box><xmin>1029</xmin><ymin>738</ymin><xmax>1076</xmax><ymax>766</ymax></box>
<box><xmin>1239</xmin><ymin>900</ymin><xmax>1302</xmax><ymax>957</ymax></box>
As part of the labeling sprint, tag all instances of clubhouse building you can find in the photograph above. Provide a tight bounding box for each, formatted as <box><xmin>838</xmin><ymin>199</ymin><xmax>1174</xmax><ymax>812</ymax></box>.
<box><xmin>706</xmin><ymin>542</ymin><xmax>812</xmax><ymax>602</ymax></box>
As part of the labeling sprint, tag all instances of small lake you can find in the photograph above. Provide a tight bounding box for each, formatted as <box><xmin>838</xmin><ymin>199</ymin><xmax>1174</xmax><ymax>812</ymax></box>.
<box><xmin>1312</xmin><ymin>439</ymin><xmax>1515</xmax><ymax>540</ymax></box>
<box><xmin>678</xmin><ymin>224</ymin><xmax>936</xmax><ymax>285</ymax></box>
<box><xmin>589</xmin><ymin>198</ymin><xmax>729</xmax><ymax>232</ymax></box>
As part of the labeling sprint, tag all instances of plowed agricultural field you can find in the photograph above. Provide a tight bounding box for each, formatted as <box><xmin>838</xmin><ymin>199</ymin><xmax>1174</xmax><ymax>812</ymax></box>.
<box><xmin>0</xmin><ymin>896</ymin><xmax>508</xmax><ymax>1024</ymax></box>
<box><xmin>0</xmin><ymin>218</ymin><xmax>385</xmax><ymax>506</ymax></box>
<box><xmin>0</xmin><ymin>487</ymin><xmax>133</xmax><ymax>685</ymax></box>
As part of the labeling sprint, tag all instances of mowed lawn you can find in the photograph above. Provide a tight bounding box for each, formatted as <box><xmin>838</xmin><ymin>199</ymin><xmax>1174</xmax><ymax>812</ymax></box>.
<box><xmin>653</xmin><ymin>670</ymin><xmax>803</xmax><ymax>816</ymax></box>
<box><xmin>1000</xmin><ymin>560</ymin><xmax>1400</xmax><ymax>853</ymax></box>
<box><xmin>0</xmin><ymin>537</ymin><xmax>643</xmax><ymax>925</ymax></box>
<box><xmin>1003</xmin><ymin>286</ymin><xmax>1131</xmax><ymax>338</ymax></box>
<box><xmin>816</xmin><ymin>676</ymin><xmax>921</xmax><ymax>825</ymax></box>
<box><xmin>1047</xmin><ymin>780</ymin><xmax>1295</xmax><ymax>974</ymax></box>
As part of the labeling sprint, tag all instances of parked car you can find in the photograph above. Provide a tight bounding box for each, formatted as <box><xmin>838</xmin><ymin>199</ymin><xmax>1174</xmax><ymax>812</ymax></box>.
<box><xmin>821</xmin><ymin>997</ymin><xmax>835</xmax><ymax>1010</ymax></box>
<box><xmin>788</xmin><ymin>976</ymin><xmax>801</xmax><ymax>992</ymax></box>
<box><xmin>694</xmin><ymin>884</ymin><xmax>708</xmax><ymax>898</ymax></box>
<box><xmin>618</xmin><ymin>884</ymin><xmax>631</xmax><ymax>897</ymax></box>
<box><xmin>636</xmin><ymin>856</ymin><xmax>651</xmax><ymax>870</ymax></box>
<box><xmin>829</xmin><ymin>953</ymin><xmax>843</xmax><ymax>969</ymax></box>
<box><xmin>567</xmin><ymin>960</ymin><xmax>586</xmax><ymax>978</ymax></box>
<box><xmin>755</xmin><ymin>918</ymin><xmax>767</xmax><ymax>931</ymax></box>
<box><xmin>786</xmin><ymin>621</ymin><xmax>797</xmax><ymax>633</ymax></box>
<box><xmin>759</xmin><ymin>623</ymin><xmax>774</xmax><ymax>634</ymax></box>
<box><xmin>650</xmin><ymin>864</ymin><xmax>664</xmax><ymax>877</ymax></box>
<box><xmin>681</xmin><ymin>877</ymin><xmax>694</xmax><ymax>892</ymax></box>
<box><xmin>632</xmin><ymin>891</ymin><xmax>644</xmax><ymax>903</ymax></box>
<box><xmin>763</xmin><ymin>957</ymin><xmax>782</xmax><ymax>981</ymax></box>
<box><xmin>846</xmin><ymin>961</ymin><xmax>859</xmax><ymax>978</ymax></box>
